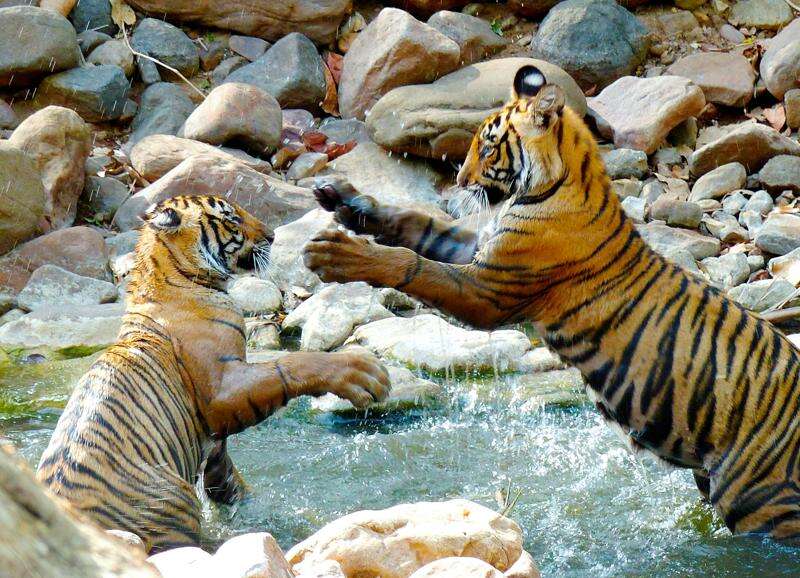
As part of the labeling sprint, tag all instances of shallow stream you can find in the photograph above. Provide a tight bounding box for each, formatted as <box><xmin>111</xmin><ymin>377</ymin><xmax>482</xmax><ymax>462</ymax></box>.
<box><xmin>2</xmin><ymin>350</ymin><xmax>799</xmax><ymax>577</ymax></box>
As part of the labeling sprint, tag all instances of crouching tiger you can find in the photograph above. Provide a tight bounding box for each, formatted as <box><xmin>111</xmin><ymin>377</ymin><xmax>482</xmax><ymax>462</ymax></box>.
<box><xmin>37</xmin><ymin>195</ymin><xmax>390</xmax><ymax>552</ymax></box>
<box><xmin>304</xmin><ymin>65</ymin><xmax>800</xmax><ymax>542</ymax></box>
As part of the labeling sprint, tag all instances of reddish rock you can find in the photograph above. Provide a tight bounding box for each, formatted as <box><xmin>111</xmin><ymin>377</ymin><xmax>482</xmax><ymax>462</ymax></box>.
<box><xmin>667</xmin><ymin>52</ymin><xmax>755</xmax><ymax>107</ymax></box>
<box><xmin>690</xmin><ymin>123</ymin><xmax>800</xmax><ymax>176</ymax></box>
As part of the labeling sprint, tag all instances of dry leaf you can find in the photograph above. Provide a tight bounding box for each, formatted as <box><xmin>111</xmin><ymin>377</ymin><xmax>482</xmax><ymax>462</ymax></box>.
<box><xmin>302</xmin><ymin>131</ymin><xmax>329</xmax><ymax>153</ymax></box>
<box><xmin>110</xmin><ymin>0</ymin><xmax>136</xmax><ymax>28</ymax></box>
<box><xmin>763</xmin><ymin>104</ymin><xmax>786</xmax><ymax>131</ymax></box>
<box><xmin>325</xmin><ymin>140</ymin><xmax>357</xmax><ymax>160</ymax></box>
<box><xmin>320</xmin><ymin>61</ymin><xmax>339</xmax><ymax>117</ymax></box>
<box><xmin>324</xmin><ymin>52</ymin><xmax>344</xmax><ymax>85</ymax></box>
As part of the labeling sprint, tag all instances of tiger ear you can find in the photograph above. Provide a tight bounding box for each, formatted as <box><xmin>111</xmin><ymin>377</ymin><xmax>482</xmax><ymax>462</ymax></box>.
<box><xmin>512</xmin><ymin>65</ymin><xmax>546</xmax><ymax>99</ymax></box>
<box><xmin>536</xmin><ymin>84</ymin><xmax>565</xmax><ymax>116</ymax></box>
<box><xmin>145</xmin><ymin>206</ymin><xmax>182</xmax><ymax>232</ymax></box>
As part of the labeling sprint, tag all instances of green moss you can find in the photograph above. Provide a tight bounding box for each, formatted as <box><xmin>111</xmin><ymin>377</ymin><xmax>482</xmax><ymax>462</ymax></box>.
<box><xmin>56</xmin><ymin>345</ymin><xmax>107</xmax><ymax>359</ymax></box>
<box><xmin>675</xmin><ymin>501</ymin><xmax>725</xmax><ymax>537</ymax></box>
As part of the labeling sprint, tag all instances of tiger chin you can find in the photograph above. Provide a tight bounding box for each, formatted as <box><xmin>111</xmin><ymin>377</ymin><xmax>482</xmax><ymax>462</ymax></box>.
<box><xmin>304</xmin><ymin>65</ymin><xmax>800</xmax><ymax>544</ymax></box>
<box><xmin>36</xmin><ymin>195</ymin><xmax>390</xmax><ymax>553</ymax></box>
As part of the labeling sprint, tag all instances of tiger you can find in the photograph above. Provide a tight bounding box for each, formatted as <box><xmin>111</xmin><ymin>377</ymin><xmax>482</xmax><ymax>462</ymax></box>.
<box><xmin>36</xmin><ymin>195</ymin><xmax>390</xmax><ymax>553</ymax></box>
<box><xmin>303</xmin><ymin>64</ymin><xmax>800</xmax><ymax>542</ymax></box>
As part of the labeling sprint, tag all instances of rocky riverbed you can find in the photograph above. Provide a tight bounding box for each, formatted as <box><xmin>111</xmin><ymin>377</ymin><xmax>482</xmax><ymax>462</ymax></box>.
<box><xmin>1</xmin><ymin>0</ymin><xmax>800</xmax><ymax>576</ymax></box>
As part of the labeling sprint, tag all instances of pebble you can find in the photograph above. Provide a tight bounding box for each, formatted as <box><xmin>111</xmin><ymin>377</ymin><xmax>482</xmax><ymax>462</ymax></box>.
<box><xmin>689</xmin><ymin>162</ymin><xmax>746</xmax><ymax>201</ymax></box>
<box><xmin>611</xmin><ymin>179</ymin><xmax>643</xmax><ymax>199</ymax></box>
<box><xmin>211</xmin><ymin>56</ymin><xmax>247</xmax><ymax>85</ymax></box>
<box><xmin>650</xmin><ymin>197</ymin><xmax>703</xmax><ymax>228</ymax></box>
<box><xmin>720</xmin><ymin>190</ymin><xmax>748</xmax><ymax>215</ymax></box>
<box><xmin>704</xmin><ymin>211</ymin><xmax>750</xmax><ymax>243</ymax></box>
<box><xmin>87</xmin><ymin>39</ymin><xmax>135</xmax><ymax>77</ymax></box>
<box><xmin>743</xmin><ymin>190</ymin><xmax>774</xmax><ymax>214</ymax></box>
<box><xmin>755</xmin><ymin>213</ymin><xmax>800</xmax><ymax>255</ymax></box>
<box><xmin>719</xmin><ymin>24</ymin><xmax>746</xmax><ymax>44</ymax></box>
<box><xmin>229</xmin><ymin>35</ymin><xmax>270</xmax><ymax>62</ymax></box>
<box><xmin>758</xmin><ymin>155</ymin><xmax>800</xmax><ymax>194</ymax></box>
<box><xmin>621</xmin><ymin>196</ymin><xmax>647</xmax><ymax>223</ymax></box>
<box><xmin>77</xmin><ymin>30</ymin><xmax>111</xmax><ymax>55</ymax></box>
<box><xmin>787</xmin><ymin>89</ymin><xmax>800</xmax><ymax>129</ymax></box>
<box><xmin>641</xmin><ymin>181</ymin><xmax>666</xmax><ymax>204</ymax></box>
<box><xmin>768</xmin><ymin>246</ymin><xmax>800</xmax><ymax>285</ymax></box>
<box><xmin>287</xmin><ymin>152</ymin><xmax>329</xmax><ymax>180</ymax></box>
<box><xmin>199</xmin><ymin>39</ymin><xmax>226</xmax><ymax>72</ymax></box>
<box><xmin>699</xmin><ymin>252</ymin><xmax>750</xmax><ymax>289</ymax></box>
<box><xmin>728</xmin><ymin>278</ymin><xmax>796</xmax><ymax>311</ymax></box>
<box><xmin>603</xmin><ymin>148</ymin><xmax>648</xmax><ymax>180</ymax></box>
<box><xmin>739</xmin><ymin>210</ymin><xmax>763</xmax><ymax>236</ymax></box>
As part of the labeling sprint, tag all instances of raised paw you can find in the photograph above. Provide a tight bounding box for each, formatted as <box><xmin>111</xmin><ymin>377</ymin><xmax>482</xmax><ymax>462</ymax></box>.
<box><xmin>303</xmin><ymin>228</ymin><xmax>383</xmax><ymax>285</ymax></box>
<box><xmin>312</xmin><ymin>177</ymin><xmax>383</xmax><ymax>236</ymax></box>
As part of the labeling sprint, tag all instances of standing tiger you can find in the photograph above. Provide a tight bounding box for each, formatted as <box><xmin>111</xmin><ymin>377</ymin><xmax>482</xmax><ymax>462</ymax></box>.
<box><xmin>304</xmin><ymin>65</ymin><xmax>800</xmax><ymax>542</ymax></box>
<box><xmin>37</xmin><ymin>195</ymin><xmax>390</xmax><ymax>553</ymax></box>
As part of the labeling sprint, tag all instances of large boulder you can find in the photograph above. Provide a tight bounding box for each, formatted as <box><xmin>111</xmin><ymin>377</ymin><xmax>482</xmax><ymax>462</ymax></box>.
<box><xmin>0</xmin><ymin>6</ymin><xmax>79</xmax><ymax>88</ymax></box>
<box><xmin>131</xmin><ymin>18</ymin><xmax>199</xmax><ymax>79</ymax></box>
<box><xmin>129</xmin><ymin>134</ymin><xmax>271</xmax><ymax>181</ymax></box>
<box><xmin>760</xmin><ymin>18</ymin><xmax>800</xmax><ymax>100</ymax></box>
<box><xmin>180</xmin><ymin>83</ymin><xmax>282</xmax><ymax>154</ymax></box>
<box><xmin>666</xmin><ymin>52</ymin><xmax>755</xmax><ymax>108</ymax></box>
<box><xmin>0</xmin><ymin>303</ymin><xmax>123</xmax><ymax>349</ymax></box>
<box><xmin>8</xmin><ymin>106</ymin><xmax>92</xmax><ymax>230</ymax></box>
<box><xmin>588</xmin><ymin>76</ymin><xmax>705</xmax><ymax>154</ymax></box>
<box><xmin>125</xmin><ymin>82</ymin><xmax>196</xmax><ymax>152</ymax></box>
<box><xmin>37</xmin><ymin>64</ymin><xmax>129</xmax><ymax>122</ymax></box>
<box><xmin>113</xmin><ymin>153</ymin><xmax>314</xmax><ymax>233</ymax></box>
<box><xmin>17</xmin><ymin>264</ymin><xmax>117</xmax><ymax>311</ymax></box>
<box><xmin>729</xmin><ymin>0</ymin><xmax>794</xmax><ymax>31</ymax></box>
<box><xmin>0</xmin><ymin>143</ymin><xmax>46</xmax><ymax>256</ymax></box>
<box><xmin>530</xmin><ymin>0</ymin><xmax>650</xmax><ymax>90</ymax></box>
<box><xmin>426</xmin><ymin>10</ymin><xmax>507</xmax><ymax>67</ymax></box>
<box><xmin>338</xmin><ymin>7</ymin><xmax>461</xmax><ymax>120</ymax></box>
<box><xmin>224</xmin><ymin>33</ymin><xmax>327</xmax><ymax>111</ymax></box>
<box><xmin>347</xmin><ymin>314</ymin><xmax>531</xmax><ymax>373</ymax></box>
<box><xmin>367</xmin><ymin>57</ymin><xmax>586</xmax><ymax>161</ymax></box>
<box><xmin>125</xmin><ymin>0</ymin><xmax>351</xmax><ymax>44</ymax></box>
<box><xmin>689</xmin><ymin>122</ymin><xmax>800</xmax><ymax>176</ymax></box>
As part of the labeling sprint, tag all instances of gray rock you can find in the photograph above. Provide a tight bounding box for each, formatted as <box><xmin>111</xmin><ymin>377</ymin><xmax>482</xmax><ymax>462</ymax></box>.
<box><xmin>0</xmin><ymin>303</ymin><xmax>123</xmax><ymax>349</ymax></box>
<box><xmin>0</xmin><ymin>6</ymin><xmax>79</xmax><ymax>88</ymax></box>
<box><xmin>620</xmin><ymin>195</ymin><xmax>647</xmax><ymax>223</ymax></box>
<box><xmin>211</xmin><ymin>56</ymin><xmax>247</xmax><ymax>85</ymax></box>
<box><xmin>0</xmin><ymin>308</ymin><xmax>24</xmax><ymax>327</ymax></box>
<box><xmin>638</xmin><ymin>222</ymin><xmax>721</xmax><ymax>259</ymax></box>
<box><xmin>282</xmin><ymin>109</ymin><xmax>317</xmax><ymax>134</ymax></box>
<box><xmin>729</xmin><ymin>0</ymin><xmax>793</xmax><ymax>31</ymax></box>
<box><xmin>652</xmin><ymin>147</ymin><xmax>683</xmax><ymax>167</ymax></box>
<box><xmin>768</xmin><ymin>246</ymin><xmax>800</xmax><ymax>285</ymax></box>
<box><xmin>69</xmin><ymin>0</ymin><xmax>116</xmax><ymax>35</ymax></box>
<box><xmin>739</xmin><ymin>210</ymin><xmax>763</xmax><ymax>236</ymax></box>
<box><xmin>318</xmin><ymin>117</ymin><xmax>371</xmax><ymax>144</ymax></box>
<box><xmin>699</xmin><ymin>252</ymin><xmax>749</xmax><ymax>289</ymax></box>
<box><xmin>641</xmin><ymin>180</ymin><xmax>666</xmax><ymax>204</ymax></box>
<box><xmin>225</xmin><ymin>32</ymin><xmax>326</xmax><ymax>111</ymax></box>
<box><xmin>246</xmin><ymin>320</ymin><xmax>281</xmax><ymax>351</ymax></box>
<box><xmin>690</xmin><ymin>123</ymin><xmax>800</xmax><ymax>176</ymax></box>
<box><xmin>531</xmin><ymin>0</ymin><xmax>650</xmax><ymax>90</ymax></box>
<box><xmin>755</xmin><ymin>213</ymin><xmax>800</xmax><ymax>255</ymax></box>
<box><xmin>105</xmin><ymin>230</ymin><xmax>140</xmax><ymax>258</ymax></box>
<box><xmin>426</xmin><ymin>10</ymin><xmax>507</xmax><ymax>66</ymax></box>
<box><xmin>227</xmin><ymin>275</ymin><xmax>282</xmax><ymax>315</ymax></box>
<box><xmin>662</xmin><ymin>247</ymin><xmax>704</xmax><ymax>276</ymax></box>
<box><xmin>649</xmin><ymin>197</ymin><xmax>703</xmax><ymax>228</ymax></box>
<box><xmin>137</xmin><ymin>58</ymin><xmax>161</xmax><ymax>85</ymax></box>
<box><xmin>743</xmin><ymin>189</ymin><xmax>774</xmax><ymax>214</ymax></box>
<box><xmin>87</xmin><ymin>39</ymin><xmax>134</xmax><ymax>77</ymax></box>
<box><xmin>126</xmin><ymin>82</ymin><xmax>195</xmax><ymax>152</ymax></box>
<box><xmin>287</xmin><ymin>152</ymin><xmax>328</xmax><ymax>180</ymax></box>
<box><xmin>689</xmin><ymin>162</ymin><xmax>746</xmax><ymax>201</ymax></box>
<box><xmin>747</xmin><ymin>253</ymin><xmax>765</xmax><ymax>272</ymax></box>
<box><xmin>229</xmin><ymin>35</ymin><xmax>269</xmax><ymax>62</ymax></box>
<box><xmin>17</xmin><ymin>264</ymin><xmax>117</xmax><ymax>311</ymax></box>
<box><xmin>0</xmin><ymin>98</ymin><xmax>17</xmax><ymax>130</ymax></box>
<box><xmin>0</xmin><ymin>143</ymin><xmax>45</xmax><ymax>255</ymax></box>
<box><xmin>81</xmin><ymin>176</ymin><xmax>129</xmax><ymax>222</ymax></box>
<box><xmin>728</xmin><ymin>278</ymin><xmax>796</xmax><ymax>312</ymax></box>
<box><xmin>665</xmin><ymin>51</ymin><xmax>755</xmax><ymax>107</ymax></box>
<box><xmin>0</xmin><ymin>289</ymin><xmax>15</xmax><ymax>316</ymax></box>
<box><xmin>37</xmin><ymin>64</ymin><xmax>129</xmax><ymax>122</ymax></box>
<box><xmin>603</xmin><ymin>148</ymin><xmax>648</xmax><ymax>180</ymax></box>
<box><xmin>77</xmin><ymin>30</ymin><xmax>111</xmax><ymax>55</ymax></box>
<box><xmin>267</xmin><ymin>208</ymin><xmax>335</xmax><ymax>292</ymax></box>
<box><xmin>611</xmin><ymin>179</ymin><xmax>643</xmax><ymax>199</ymax></box>
<box><xmin>180</xmin><ymin>82</ymin><xmax>282</xmax><ymax>154</ymax></box>
<box><xmin>758</xmin><ymin>155</ymin><xmax>800</xmax><ymax>194</ymax></box>
<box><xmin>787</xmin><ymin>88</ymin><xmax>800</xmax><ymax>129</ymax></box>
<box><xmin>703</xmin><ymin>211</ymin><xmax>750</xmax><ymax>243</ymax></box>
<box><xmin>720</xmin><ymin>190</ymin><xmax>748</xmax><ymax>215</ymax></box>
<box><xmin>131</xmin><ymin>18</ymin><xmax>199</xmax><ymax>79</ymax></box>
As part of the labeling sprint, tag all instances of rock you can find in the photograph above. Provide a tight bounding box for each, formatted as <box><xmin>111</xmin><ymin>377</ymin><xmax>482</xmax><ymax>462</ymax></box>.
<box><xmin>769</xmin><ymin>247</ymin><xmax>800</xmax><ymax>285</ymax></box>
<box><xmin>287</xmin><ymin>152</ymin><xmax>328</xmax><ymax>180</ymax></box>
<box><xmin>367</xmin><ymin>57</ymin><xmax>586</xmax><ymax>160</ymax></box>
<box><xmin>0</xmin><ymin>143</ymin><xmax>46</xmax><ymax>255</ymax></box>
<box><xmin>758</xmin><ymin>155</ymin><xmax>800</xmax><ymax>194</ymax></box>
<box><xmin>0</xmin><ymin>303</ymin><xmax>123</xmax><ymax>349</ymax></box>
<box><xmin>225</xmin><ymin>33</ymin><xmax>326</xmax><ymax>111</ymax></box>
<box><xmin>611</xmin><ymin>179</ymin><xmax>643</xmax><ymax>199</ymax></box>
<box><xmin>86</xmin><ymin>39</ymin><xmax>134</xmax><ymax>77</ymax></box>
<box><xmin>703</xmin><ymin>211</ymin><xmax>750</xmax><ymax>243</ymax></box>
<box><xmin>531</xmin><ymin>0</ymin><xmax>650</xmax><ymax>90</ymax></box>
<box><xmin>131</xmin><ymin>18</ymin><xmax>199</xmax><ymax>79</ymax></box>
<box><xmin>246</xmin><ymin>320</ymin><xmax>281</xmax><ymax>350</ymax></box>
<box><xmin>126</xmin><ymin>0</ymin><xmax>350</xmax><ymax>44</ymax></box>
<box><xmin>82</xmin><ymin>176</ymin><xmax>129</xmax><ymax>222</ymax></box>
<box><xmin>0</xmin><ymin>98</ymin><xmax>17</xmax><ymax>129</ymax></box>
<box><xmin>787</xmin><ymin>88</ymin><xmax>800</xmax><ymax>129</ymax></box>
<box><xmin>649</xmin><ymin>197</ymin><xmax>703</xmax><ymax>228</ymax></box>
<box><xmin>137</xmin><ymin>58</ymin><xmax>161</xmax><ymax>85</ymax></box>
<box><xmin>690</xmin><ymin>123</ymin><xmax>800</xmax><ymax>176</ymax></box>
<box><xmin>0</xmin><ymin>309</ymin><xmax>24</xmax><ymax>327</ymax></box>
<box><xmin>739</xmin><ymin>210</ymin><xmax>762</xmax><ymax>236</ymax></box>
<box><xmin>267</xmin><ymin>209</ymin><xmax>335</xmax><ymax>292</ymax></box>
<box><xmin>0</xmin><ymin>6</ymin><xmax>79</xmax><ymax>88</ymax></box>
<box><xmin>212</xmin><ymin>56</ymin><xmax>247</xmax><ymax>85</ymax></box>
<box><xmin>318</xmin><ymin>118</ymin><xmax>371</xmax><ymax>144</ymax></box>
<box><xmin>147</xmin><ymin>547</ymin><xmax>212</xmax><ymax>578</ymax></box>
<box><xmin>114</xmin><ymin>153</ymin><xmax>313</xmax><ymax>233</ymax></box>
<box><xmin>69</xmin><ymin>0</ymin><xmax>115</xmax><ymax>34</ymax></box>
<box><xmin>0</xmin><ymin>289</ymin><xmax>15</xmax><ymax>316</ymax></box>
<box><xmin>8</xmin><ymin>106</ymin><xmax>91</xmax><ymax>230</ymax></box>
<box><xmin>283</xmin><ymin>282</ymin><xmax>393</xmax><ymax>350</ymax></box>
<box><xmin>206</xmin><ymin>533</ymin><xmax>293</xmax><ymax>578</ymax></box>
<box><xmin>324</xmin><ymin>143</ymin><xmax>444</xmax><ymax>210</ymax></box>
<box><xmin>728</xmin><ymin>278</ymin><xmax>796</xmax><ymax>311</ymax></box>
<box><xmin>688</xmin><ymin>162</ymin><xmax>746</xmax><ymax>201</ymax></box>
<box><xmin>508</xmin><ymin>0</ymin><xmax>560</xmax><ymax>18</ymax></box>
<box><xmin>666</xmin><ymin>52</ymin><xmax>755</xmax><ymax>107</ymax></box>
<box><xmin>17</xmin><ymin>265</ymin><xmax>117</xmax><ymax>311</ymax></box>
<box><xmin>426</xmin><ymin>10</ymin><xmax>507</xmax><ymax>66</ymax></box>
<box><xmin>227</xmin><ymin>276</ymin><xmax>282</xmax><ymax>315</ymax></box>
<box><xmin>40</xmin><ymin>0</ymin><xmax>77</xmax><ymax>17</ymax></box>
<box><xmin>294</xmin><ymin>560</ymin><xmax>347</xmax><ymax>578</ymax></box>
<box><xmin>719</xmin><ymin>23</ymin><xmax>746</xmax><ymax>44</ymax></box>
<box><xmin>755</xmin><ymin>213</ymin><xmax>800</xmax><ymax>255</ymax></box>
<box><xmin>126</xmin><ymin>82</ymin><xmax>195</xmax><ymax>152</ymax></box>
<box><xmin>76</xmin><ymin>30</ymin><xmax>111</xmax><ymax>55</ymax></box>
<box><xmin>729</xmin><ymin>0</ymin><xmax>793</xmax><ymax>31</ymax></box>
<box><xmin>37</xmin><ymin>65</ymin><xmax>128</xmax><ymax>122</ymax></box>
<box><xmin>699</xmin><ymin>252</ymin><xmax>749</xmax><ymax>289</ymax></box>
<box><xmin>409</xmin><ymin>558</ymin><xmax>504</xmax><ymax>578</ymax></box>
<box><xmin>229</xmin><ymin>35</ymin><xmax>270</xmax><ymax>62</ymax></box>
<box><xmin>287</xmin><ymin>500</ymin><xmax>524</xmax><ymax>578</ymax></box>
<box><xmin>338</xmin><ymin>7</ymin><xmax>461</xmax><ymax>120</ymax></box>
<box><xmin>638</xmin><ymin>222</ymin><xmax>721</xmax><ymax>259</ymax></box>
<box><xmin>129</xmin><ymin>134</ymin><xmax>271</xmax><ymax>181</ymax></box>
<box><xmin>602</xmin><ymin>148</ymin><xmax>648</xmax><ymax>180</ymax></box>
<box><xmin>347</xmin><ymin>314</ymin><xmax>531</xmax><ymax>373</ymax></box>
<box><xmin>744</xmin><ymin>189</ymin><xmax>774</xmax><ymax>214</ymax></box>
<box><xmin>180</xmin><ymin>83</ymin><xmax>282</xmax><ymax>154</ymax></box>
<box><xmin>721</xmin><ymin>190</ymin><xmax>748</xmax><ymax>215</ymax></box>
<box><xmin>199</xmin><ymin>39</ymin><xmax>226</xmax><ymax>72</ymax></box>
<box><xmin>621</xmin><ymin>195</ymin><xmax>647</xmax><ymax>223</ymax></box>
<box><xmin>588</xmin><ymin>76</ymin><xmax>706</xmax><ymax>154</ymax></box>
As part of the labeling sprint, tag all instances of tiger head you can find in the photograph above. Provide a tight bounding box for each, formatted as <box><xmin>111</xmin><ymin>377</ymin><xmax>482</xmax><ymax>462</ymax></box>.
<box><xmin>456</xmin><ymin>65</ymin><xmax>571</xmax><ymax>205</ymax></box>
<box><xmin>137</xmin><ymin>195</ymin><xmax>269</xmax><ymax>289</ymax></box>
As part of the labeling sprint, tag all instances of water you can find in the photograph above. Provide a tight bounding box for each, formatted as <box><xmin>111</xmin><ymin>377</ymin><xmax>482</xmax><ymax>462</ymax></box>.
<box><xmin>2</xmin><ymin>353</ymin><xmax>800</xmax><ymax>576</ymax></box>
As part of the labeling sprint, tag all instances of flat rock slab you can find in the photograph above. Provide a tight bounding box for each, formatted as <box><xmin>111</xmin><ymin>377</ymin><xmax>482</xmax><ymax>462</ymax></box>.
<box><xmin>589</xmin><ymin>75</ymin><xmax>705</xmax><ymax>154</ymax></box>
<box><xmin>0</xmin><ymin>303</ymin><xmax>123</xmax><ymax>349</ymax></box>
<box><xmin>637</xmin><ymin>222</ymin><xmax>721</xmax><ymax>259</ymax></box>
<box><xmin>666</xmin><ymin>52</ymin><xmax>755</xmax><ymax>107</ymax></box>
<box><xmin>689</xmin><ymin>123</ymin><xmax>800</xmax><ymax>176</ymax></box>
<box><xmin>17</xmin><ymin>264</ymin><xmax>117</xmax><ymax>311</ymax></box>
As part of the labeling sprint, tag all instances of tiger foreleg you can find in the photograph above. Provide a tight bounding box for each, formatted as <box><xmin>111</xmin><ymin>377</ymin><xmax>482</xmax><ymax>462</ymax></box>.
<box><xmin>313</xmin><ymin>179</ymin><xmax>478</xmax><ymax>264</ymax></box>
<box><xmin>204</xmin><ymin>440</ymin><xmax>248</xmax><ymax>505</ymax></box>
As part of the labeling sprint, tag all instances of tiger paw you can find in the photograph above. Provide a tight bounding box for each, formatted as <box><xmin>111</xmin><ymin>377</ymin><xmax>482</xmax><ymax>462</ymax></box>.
<box><xmin>312</xmin><ymin>177</ymin><xmax>383</xmax><ymax>236</ymax></box>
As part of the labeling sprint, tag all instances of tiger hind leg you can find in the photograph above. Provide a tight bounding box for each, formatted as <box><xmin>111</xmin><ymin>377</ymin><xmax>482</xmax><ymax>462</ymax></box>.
<box><xmin>204</xmin><ymin>440</ymin><xmax>247</xmax><ymax>505</ymax></box>
<box><xmin>712</xmin><ymin>476</ymin><xmax>800</xmax><ymax>542</ymax></box>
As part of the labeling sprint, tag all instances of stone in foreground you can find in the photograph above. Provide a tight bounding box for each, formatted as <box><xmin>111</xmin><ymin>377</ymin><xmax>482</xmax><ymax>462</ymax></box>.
<box><xmin>589</xmin><ymin>76</ymin><xmax>705</xmax><ymax>154</ymax></box>
<box><xmin>17</xmin><ymin>265</ymin><xmax>117</xmax><ymax>311</ymax></box>
<box><xmin>755</xmin><ymin>213</ymin><xmax>800</xmax><ymax>256</ymax></box>
<box><xmin>37</xmin><ymin>65</ymin><xmax>129</xmax><ymax>123</ymax></box>
<box><xmin>287</xmin><ymin>500</ymin><xmax>525</xmax><ymax>578</ymax></box>
<box><xmin>0</xmin><ymin>303</ymin><xmax>123</xmax><ymax>349</ymax></box>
